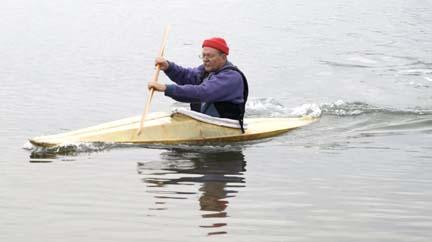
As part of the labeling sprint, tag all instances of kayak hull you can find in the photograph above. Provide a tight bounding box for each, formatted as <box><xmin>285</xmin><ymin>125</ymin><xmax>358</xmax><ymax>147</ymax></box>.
<box><xmin>29</xmin><ymin>112</ymin><xmax>318</xmax><ymax>148</ymax></box>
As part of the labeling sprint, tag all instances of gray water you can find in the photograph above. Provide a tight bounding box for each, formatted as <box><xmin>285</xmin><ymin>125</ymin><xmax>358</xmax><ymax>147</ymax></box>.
<box><xmin>1</xmin><ymin>0</ymin><xmax>432</xmax><ymax>241</ymax></box>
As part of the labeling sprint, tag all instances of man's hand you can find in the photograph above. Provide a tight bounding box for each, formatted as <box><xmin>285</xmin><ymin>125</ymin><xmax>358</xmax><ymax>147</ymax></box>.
<box><xmin>148</xmin><ymin>81</ymin><xmax>167</xmax><ymax>92</ymax></box>
<box><xmin>155</xmin><ymin>57</ymin><xmax>169</xmax><ymax>71</ymax></box>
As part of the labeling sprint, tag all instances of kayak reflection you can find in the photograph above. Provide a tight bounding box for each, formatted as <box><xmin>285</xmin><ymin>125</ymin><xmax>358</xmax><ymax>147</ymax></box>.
<box><xmin>137</xmin><ymin>147</ymin><xmax>246</xmax><ymax>235</ymax></box>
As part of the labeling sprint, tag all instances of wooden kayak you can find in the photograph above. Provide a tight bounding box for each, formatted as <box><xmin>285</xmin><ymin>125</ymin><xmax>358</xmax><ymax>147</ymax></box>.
<box><xmin>29</xmin><ymin>110</ymin><xmax>318</xmax><ymax>148</ymax></box>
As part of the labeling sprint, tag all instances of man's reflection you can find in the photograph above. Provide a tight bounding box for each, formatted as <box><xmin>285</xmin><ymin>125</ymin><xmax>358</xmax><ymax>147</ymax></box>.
<box><xmin>137</xmin><ymin>147</ymin><xmax>246</xmax><ymax>235</ymax></box>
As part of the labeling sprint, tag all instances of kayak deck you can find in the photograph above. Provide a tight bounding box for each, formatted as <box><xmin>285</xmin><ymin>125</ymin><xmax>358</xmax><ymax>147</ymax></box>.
<box><xmin>29</xmin><ymin>111</ymin><xmax>318</xmax><ymax>148</ymax></box>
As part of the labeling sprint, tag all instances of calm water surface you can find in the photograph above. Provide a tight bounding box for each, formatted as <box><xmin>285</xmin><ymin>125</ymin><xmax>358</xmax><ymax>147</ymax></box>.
<box><xmin>1</xmin><ymin>0</ymin><xmax>432</xmax><ymax>241</ymax></box>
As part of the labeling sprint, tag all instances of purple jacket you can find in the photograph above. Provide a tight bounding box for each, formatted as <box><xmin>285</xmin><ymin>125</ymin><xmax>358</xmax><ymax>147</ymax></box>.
<box><xmin>164</xmin><ymin>61</ymin><xmax>244</xmax><ymax>104</ymax></box>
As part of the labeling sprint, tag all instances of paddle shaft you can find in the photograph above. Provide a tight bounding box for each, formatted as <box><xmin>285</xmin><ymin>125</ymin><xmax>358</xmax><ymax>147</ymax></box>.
<box><xmin>137</xmin><ymin>26</ymin><xmax>170</xmax><ymax>135</ymax></box>
<box><xmin>141</xmin><ymin>65</ymin><xmax>160</xmax><ymax>120</ymax></box>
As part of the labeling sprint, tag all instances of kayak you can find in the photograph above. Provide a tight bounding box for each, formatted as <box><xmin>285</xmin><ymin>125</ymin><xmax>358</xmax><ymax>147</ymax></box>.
<box><xmin>29</xmin><ymin>109</ymin><xmax>318</xmax><ymax>148</ymax></box>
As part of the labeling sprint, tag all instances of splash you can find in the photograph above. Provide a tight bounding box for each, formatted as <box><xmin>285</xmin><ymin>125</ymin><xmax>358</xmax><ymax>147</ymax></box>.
<box><xmin>319</xmin><ymin>100</ymin><xmax>432</xmax><ymax>116</ymax></box>
<box><xmin>25</xmin><ymin>142</ymin><xmax>117</xmax><ymax>158</ymax></box>
<box><xmin>24</xmin><ymin>140</ymin><xmax>247</xmax><ymax>159</ymax></box>
<box><xmin>246</xmin><ymin>98</ymin><xmax>287</xmax><ymax>117</ymax></box>
<box><xmin>290</xmin><ymin>103</ymin><xmax>322</xmax><ymax>118</ymax></box>
<box><xmin>320</xmin><ymin>100</ymin><xmax>371</xmax><ymax>116</ymax></box>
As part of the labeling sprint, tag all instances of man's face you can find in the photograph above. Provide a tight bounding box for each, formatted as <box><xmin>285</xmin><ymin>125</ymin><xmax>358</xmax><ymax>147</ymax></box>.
<box><xmin>201</xmin><ymin>47</ymin><xmax>226</xmax><ymax>72</ymax></box>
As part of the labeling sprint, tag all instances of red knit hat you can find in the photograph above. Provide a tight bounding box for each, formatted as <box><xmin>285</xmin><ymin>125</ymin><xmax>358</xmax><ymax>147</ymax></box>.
<box><xmin>202</xmin><ymin>37</ymin><xmax>229</xmax><ymax>55</ymax></box>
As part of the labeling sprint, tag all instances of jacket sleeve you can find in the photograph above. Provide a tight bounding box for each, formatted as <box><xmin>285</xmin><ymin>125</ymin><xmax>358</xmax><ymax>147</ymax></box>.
<box><xmin>164</xmin><ymin>85</ymin><xmax>200</xmax><ymax>103</ymax></box>
<box><xmin>164</xmin><ymin>70</ymin><xmax>244</xmax><ymax>103</ymax></box>
<box><xmin>164</xmin><ymin>61</ymin><xmax>203</xmax><ymax>85</ymax></box>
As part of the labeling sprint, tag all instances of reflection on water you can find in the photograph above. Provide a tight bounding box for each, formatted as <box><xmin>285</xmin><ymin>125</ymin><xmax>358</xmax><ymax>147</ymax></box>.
<box><xmin>29</xmin><ymin>151</ymin><xmax>56</xmax><ymax>163</ymax></box>
<box><xmin>137</xmin><ymin>148</ymin><xmax>246</xmax><ymax>236</ymax></box>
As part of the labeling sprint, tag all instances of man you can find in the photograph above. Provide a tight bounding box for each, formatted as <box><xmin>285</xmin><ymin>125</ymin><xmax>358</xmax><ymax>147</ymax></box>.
<box><xmin>148</xmin><ymin>37</ymin><xmax>249</xmax><ymax>132</ymax></box>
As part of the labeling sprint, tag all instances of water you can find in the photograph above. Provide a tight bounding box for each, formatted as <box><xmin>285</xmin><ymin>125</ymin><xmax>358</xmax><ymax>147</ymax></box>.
<box><xmin>1</xmin><ymin>0</ymin><xmax>432</xmax><ymax>241</ymax></box>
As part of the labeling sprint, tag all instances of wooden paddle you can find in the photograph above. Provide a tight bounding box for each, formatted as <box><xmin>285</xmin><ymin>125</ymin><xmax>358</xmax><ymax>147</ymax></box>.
<box><xmin>137</xmin><ymin>25</ymin><xmax>170</xmax><ymax>136</ymax></box>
